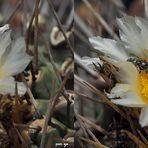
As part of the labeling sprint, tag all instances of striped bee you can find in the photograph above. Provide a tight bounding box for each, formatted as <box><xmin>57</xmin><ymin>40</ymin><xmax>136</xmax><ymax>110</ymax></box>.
<box><xmin>127</xmin><ymin>56</ymin><xmax>148</xmax><ymax>72</ymax></box>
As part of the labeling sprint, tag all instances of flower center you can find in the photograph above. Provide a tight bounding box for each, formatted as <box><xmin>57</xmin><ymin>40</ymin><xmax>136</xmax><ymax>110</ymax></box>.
<box><xmin>139</xmin><ymin>71</ymin><xmax>148</xmax><ymax>103</ymax></box>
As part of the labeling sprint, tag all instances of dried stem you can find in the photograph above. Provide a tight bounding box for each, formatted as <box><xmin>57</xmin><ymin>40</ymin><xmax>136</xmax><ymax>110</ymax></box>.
<box><xmin>81</xmin><ymin>0</ymin><xmax>119</xmax><ymax>40</ymax></box>
<box><xmin>5</xmin><ymin>0</ymin><xmax>23</xmax><ymax>24</ymax></box>
<box><xmin>34</xmin><ymin>0</ymin><xmax>40</xmax><ymax>72</ymax></box>
<box><xmin>75</xmin><ymin>74</ymin><xmax>127</xmax><ymax>120</ymax></box>
<box><xmin>40</xmin><ymin>70</ymin><xmax>71</xmax><ymax>148</ymax></box>
<box><xmin>47</xmin><ymin>0</ymin><xmax>74</xmax><ymax>54</ymax></box>
<box><xmin>74</xmin><ymin>53</ymin><xmax>98</xmax><ymax>78</ymax></box>
<box><xmin>77</xmin><ymin>114</ymin><xmax>108</xmax><ymax>135</ymax></box>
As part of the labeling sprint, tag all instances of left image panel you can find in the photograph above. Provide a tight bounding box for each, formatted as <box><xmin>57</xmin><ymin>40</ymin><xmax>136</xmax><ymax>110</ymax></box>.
<box><xmin>0</xmin><ymin>0</ymin><xmax>74</xmax><ymax>148</ymax></box>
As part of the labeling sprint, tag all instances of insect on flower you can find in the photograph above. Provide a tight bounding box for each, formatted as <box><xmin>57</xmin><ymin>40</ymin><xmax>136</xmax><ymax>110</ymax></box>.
<box><xmin>87</xmin><ymin>15</ymin><xmax>148</xmax><ymax>127</ymax></box>
<box><xmin>127</xmin><ymin>56</ymin><xmax>148</xmax><ymax>72</ymax></box>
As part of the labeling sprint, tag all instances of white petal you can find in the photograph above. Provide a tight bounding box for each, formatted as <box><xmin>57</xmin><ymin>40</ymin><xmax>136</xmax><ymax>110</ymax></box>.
<box><xmin>139</xmin><ymin>106</ymin><xmax>148</xmax><ymax>127</ymax></box>
<box><xmin>135</xmin><ymin>17</ymin><xmax>148</xmax><ymax>38</ymax></box>
<box><xmin>117</xmin><ymin>16</ymin><xmax>147</xmax><ymax>58</ymax></box>
<box><xmin>0</xmin><ymin>28</ymin><xmax>11</xmax><ymax>60</ymax></box>
<box><xmin>89</xmin><ymin>36</ymin><xmax>128</xmax><ymax>61</ymax></box>
<box><xmin>111</xmin><ymin>92</ymin><xmax>145</xmax><ymax>107</ymax></box>
<box><xmin>2</xmin><ymin>38</ymin><xmax>32</xmax><ymax>77</ymax></box>
<box><xmin>0</xmin><ymin>24</ymin><xmax>9</xmax><ymax>33</ymax></box>
<box><xmin>0</xmin><ymin>77</ymin><xmax>26</xmax><ymax>96</ymax></box>
<box><xmin>81</xmin><ymin>57</ymin><xmax>103</xmax><ymax>68</ymax></box>
<box><xmin>9</xmin><ymin>37</ymin><xmax>26</xmax><ymax>54</ymax></box>
<box><xmin>135</xmin><ymin>17</ymin><xmax>148</xmax><ymax>58</ymax></box>
<box><xmin>117</xmin><ymin>16</ymin><xmax>140</xmax><ymax>46</ymax></box>
<box><xmin>115</xmin><ymin>62</ymin><xmax>138</xmax><ymax>86</ymax></box>
<box><xmin>3</xmin><ymin>55</ymin><xmax>31</xmax><ymax>77</ymax></box>
<box><xmin>109</xmin><ymin>83</ymin><xmax>145</xmax><ymax>107</ymax></box>
<box><xmin>117</xmin><ymin>16</ymin><xmax>140</xmax><ymax>42</ymax></box>
<box><xmin>17</xmin><ymin>81</ymin><xmax>27</xmax><ymax>95</ymax></box>
<box><xmin>109</xmin><ymin>83</ymin><xmax>131</xmax><ymax>98</ymax></box>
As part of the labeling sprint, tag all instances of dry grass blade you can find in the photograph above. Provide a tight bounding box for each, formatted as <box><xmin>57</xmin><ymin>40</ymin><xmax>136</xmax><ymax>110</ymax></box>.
<box><xmin>81</xmin><ymin>0</ymin><xmax>119</xmax><ymax>40</ymax></box>
<box><xmin>74</xmin><ymin>53</ymin><xmax>98</xmax><ymax>78</ymax></box>
<box><xmin>122</xmin><ymin>130</ymin><xmax>148</xmax><ymax>148</ymax></box>
<box><xmin>76</xmin><ymin>113</ymin><xmax>105</xmax><ymax>147</ymax></box>
<box><xmin>75</xmin><ymin>74</ymin><xmax>127</xmax><ymax>120</ymax></box>
<box><xmin>77</xmin><ymin>114</ymin><xmax>108</xmax><ymax>135</ymax></box>
<box><xmin>73</xmin><ymin>90</ymin><xmax>106</xmax><ymax>104</ymax></box>
<box><xmin>26</xmin><ymin>9</ymin><xmax>35</xmax><ymax>52</ymax></box>
<box><xmin>74</xmin><ymin>13</ymin><xmax>93</xmax><ymax>37</ymax></box>
<box><xmin>137</xmin><ymin>129</ymin><xmax>148</xmax><ymax>146</ymax></box>
<box><xmin>40</xmin><ymin>70</ymin><xmax>71</xmax><ymax>148</ymax></box>
<box><xmin>79</xmin><ymin>137</ymin><xmax>109</xmax><ymax>148</ymax></box>
<box><xmin>75</xmin><ymin>114</ymin><xmax>89</xmax><ymax>138</ymax></box>
<box><xmin>6</xmin><ymin>0</ymin><xmax>23</xmax><ymax>23</ymax></box>
<box><xmin>144</xmin><ymin>0</ymin><xmax>148</xmax><ymax>18</ymax></box>
<box><xmin>21</xmin><ymin>74</ymin><xmax>38</xmax><ymax>109</ymax></box>
<box><xmin>125</xmin><ymin>110</ymin><xmax>137</xmax><ymax>136</ymax></box>
<box><xmin>47</xmin><ymin>0</ymin><xmax>74</xmax><ymax>54</ymax></box>
<box><xmin>45</xmin><ymin>41</ymin><xmax>62</xmax><ymax>84</ymax></box>
<box><xmin>34</xmin><ymin>0</ymin><xmax>40</xmax><ymax>72</ymax></box>
<box><xmin>84</xmin><ymin>125</ymin><xmax>99</xmax><ymax>142</ymax></box>
<box><xmin>14</xmin><ymin>127</ymin><xmax>29</xmax><ymax>148</ymax></box>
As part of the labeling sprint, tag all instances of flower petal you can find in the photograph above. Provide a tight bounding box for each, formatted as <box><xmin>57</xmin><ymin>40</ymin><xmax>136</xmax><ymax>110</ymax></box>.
<box><xmin>0</xmin><ymin>77</ymin><xmax>26</xmax><ymax>96</ymax></box>
<box><xmin>139</xmin><ymin>105</ymin><xmax>148</xmax><ymax>127</ymax></box>
<box><xmin>109</xmin><ymin>83</ymin><xmax>131</xmax><ymax>98</ymax></box>
<box><xmin>81</xmin><ymin>56</ymin><xmax>103</xmax><ymax>68</ymax></box>
<box><xmin>0</xmin><ymin>25</ymin><xmax>11</xmax><ymax>61</ymax></box>
<box><xmin>89</xmin><ymin>36</ymin><xmax>128</xmax><ymax>61</ymax></box>
<box><xmin>135</xmin><ymin>17</ymin><xmax>148</xmax><ymax>58</ymax></box>
<box><xmin>111</xmin><ymin>92</ymin><xmax>145</xmax><ymax>107</ymax></box>
<box><xmin>0</xmin><ymin>24</ymin><xmax>9</xmax><ymax>32</ymax></box>
<box><xmin>117</xmin><ymin>16</ymin><xmax>148</xmax><ymax>58</ymax></box>
<box><xmin>2</xmin><ymin>38</ymin><xmax>32</xmax><ymax>77</ymax></box>
<box><xmin>117</xmin><ymin>16</ymin><xmax>140</xmax><ymax>42</ymax></box>
<box><xmin>115</xmin><ymin>62</ymin><xmax>138</xmax><ymax>86</ymax></box>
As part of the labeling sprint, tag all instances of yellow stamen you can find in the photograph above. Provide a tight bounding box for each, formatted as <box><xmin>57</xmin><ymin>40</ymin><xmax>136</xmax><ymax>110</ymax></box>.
<box><xmin>139</xmin><ymin>71</ymin><xmax>148</xmax><ymax>103</ymax></box>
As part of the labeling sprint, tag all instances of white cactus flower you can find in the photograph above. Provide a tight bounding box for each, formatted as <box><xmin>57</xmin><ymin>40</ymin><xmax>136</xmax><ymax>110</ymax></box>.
<box><xmin>109</xmin><ymin>62</ymin><xmax>148</xmax><ymax>127</ymax></box>
<box><xmin>89</xmin><ymin>16</ymin><xmax>148</xmax><ymax>61</ymax></box>
<box><xmin>0</xmin><ymin>24</ymin><xmax>32</xmax><ymax>96</ymax></box>
<box><xmin>89</xmin><ymin>16</ymin><xmax>148</xmax><ymax>127</ymax></box>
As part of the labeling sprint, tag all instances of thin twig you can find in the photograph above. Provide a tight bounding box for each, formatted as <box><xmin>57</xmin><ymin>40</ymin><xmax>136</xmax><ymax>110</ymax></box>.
<box><xmin>137</xmin><ymin>129</ymin><xmax>148</xmax><ymax>146</ymax></box>
<box><xmin>44</xmin><ymin>41</ymin><xmax>62</xmax><ymax>84</ymax></box>
<box><xmin>65</xmin><ymin>0</ymin><xmax>74</xmax><ymax>26</ymax></box>
<box><xmin>34</xmin><ymin>0</ymin><xmax>40</xmax><ymax>72</ymax></box>
<box><xmin>14</xmin><ymin>123</ymin><xmax>41</xmax><ymax>130</ymax></box>
<box><xmin>40</xmin><ymin>71</ymin><xmax>71</xmax><ymax>148</ymax></box>
<box><xmin>44</xmin><ymin>39</ymin><xmax>71</xmax><ymax>103</ymax></box>
<box><xmin>74</xmin><ymin>53</ymin><xmax>98</xmax><ymax>78</ymax></box>
<box><xmin>122</xmin><ymin>130</ymin><xmax>147</xmax><ymax>148</ymax></box>
<box><xmin>144</xmin><ymin>0</ymin><xmax>148</xmax><ymax>18</ymax></box>
<box><xmin>14</xmin><ymin>126</ymin><xmax>29</xmax><ymax>148</ymax></box>
<box><xmin>47</xmin><ymin>0</ymin><xmax>74</xmax><ymax>54</ymax></box>
<box><xmin>5</xmin><ymin>0</ymin><xmax>23</xmax><ymax>24</ymax></box>
<box><xmin>21</xmin><ymin>74</ymin><xmax>38</xmax><ymax>109</ymax></box>
<box><xmin>26</xmin><ymin>10</ymin><xmax>35</xmax><ymax>52</ymax></box>
<box><xmin>84</xmin><ymin>123</ymin><xmax>101</xmax><ymax>143</ymax></box>
<box><xmin>73</xmin><ymin>90</ymin><xmax>106</xmax><ymax>104</ymax></box>
<box><xmin>75</xmin><ymin>114</ymin><xmax>89</xmax><ymax>138</ymax></box>
<box><xmin>74</xmin><ymin>13</ymin><xmax>94</xmax><ymax>37</ymax></box>
<box><xmin>75</xmin><ymin>74</ymin><xmax>127</xmax><ymax>120</ymax></box>
<box><xmin>81</xmin><ymin>0</ymin><xmax>119</xmax><ymax>40</ymax></box>
<box><xmin>77</xmin><ymin>114</ymin><xmax>108</xmax><ymax>135</ymax></box>
<box><xmin>79</xmin><ymin>136</ymin><xmax>108</xmax><ymax>148</ymax></box>
<box><xmin>23</xmin><ymin>0</ymin><xmax>27</xmax><ymax>34</ymax></box>
<box><xmin>125</xmin><ymin>109</ymin><xmax>137</xmax><ymax>136</ymax></box>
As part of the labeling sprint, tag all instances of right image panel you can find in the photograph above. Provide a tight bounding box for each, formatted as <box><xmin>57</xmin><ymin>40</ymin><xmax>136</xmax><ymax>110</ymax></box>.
<box><xmin>74</xmin><ymin>0</ymin><xmax>148</xmax><ymax>147</ymax></box>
